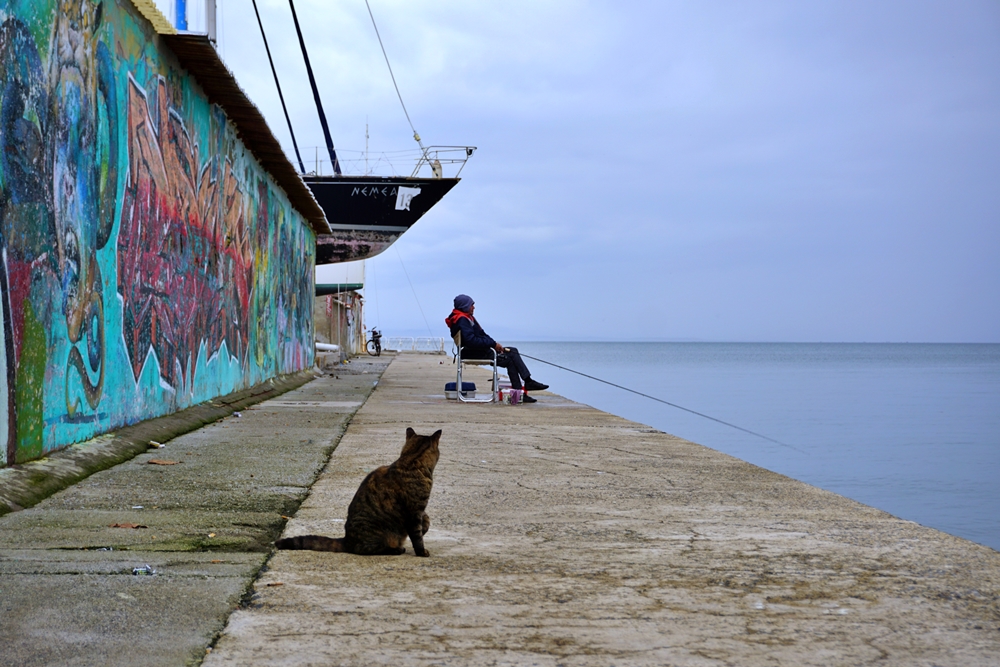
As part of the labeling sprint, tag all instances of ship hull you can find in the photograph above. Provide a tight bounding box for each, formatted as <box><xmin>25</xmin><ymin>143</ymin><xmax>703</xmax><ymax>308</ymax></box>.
<box><xmin>304</xmin><ymin>176</ymin><xmax>459</xmax><ymax>264</ymax></box>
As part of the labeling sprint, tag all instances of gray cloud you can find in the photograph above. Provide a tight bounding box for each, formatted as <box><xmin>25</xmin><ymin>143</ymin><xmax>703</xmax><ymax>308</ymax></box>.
<box><xmin>213</xmin><ymin>0</ymin><xmax>999</xmax><ymax>342</ymax></box>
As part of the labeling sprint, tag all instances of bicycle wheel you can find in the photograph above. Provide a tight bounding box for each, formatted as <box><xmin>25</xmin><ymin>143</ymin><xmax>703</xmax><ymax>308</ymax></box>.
<box><xmin>367</xmin><ymin>340</ymin><xmax>380</xmax><ymax>356</ymax></box>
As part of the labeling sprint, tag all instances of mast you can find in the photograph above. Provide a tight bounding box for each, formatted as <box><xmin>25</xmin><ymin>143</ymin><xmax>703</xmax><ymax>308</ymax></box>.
<box><xmin>253</xmin><ymin>0</ymin><xmax>306</xmax><ymax>173</ymax></box>
<box><xmin>288</xmin><ymin>0</ymin><xmax>342</xmax><ymax>175</ymax></box>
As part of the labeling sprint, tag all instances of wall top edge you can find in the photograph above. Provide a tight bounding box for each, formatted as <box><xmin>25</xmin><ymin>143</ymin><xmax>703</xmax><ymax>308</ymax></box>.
<box><xmin>129</xmin><ymin>0</ymin><xmax>178</xmax><ymax>35</ymax></box>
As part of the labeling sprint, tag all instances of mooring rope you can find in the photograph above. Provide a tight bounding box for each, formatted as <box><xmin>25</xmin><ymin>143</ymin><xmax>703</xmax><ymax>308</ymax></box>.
<box><xmin>365</xmin><ymin>0</ymin><xmax>425</xmax><ymax>150</ymax></box>
<box><xmin>393</xmin><ymin>247</ymin><xmax>434</xmax><ymax>337</ymax></box>
<box><xmin>520</xmin><ymin>353</ymin><xmax>804</xmax><ymax>454</ymax></box>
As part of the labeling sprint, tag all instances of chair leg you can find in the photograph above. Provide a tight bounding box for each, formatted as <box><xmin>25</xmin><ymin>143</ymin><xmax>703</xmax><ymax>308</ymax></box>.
<box><xmin>456</xmin><ymin>357</ymin><xmax>499</xmax><ymax>403</ymax></box>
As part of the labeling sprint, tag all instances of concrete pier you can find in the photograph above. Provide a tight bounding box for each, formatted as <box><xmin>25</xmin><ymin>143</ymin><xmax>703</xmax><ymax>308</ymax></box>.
<box><xmin>208</xmin><ymin>354</ymin><xmax>998</xmax><ymax>666</ymax></box>
<box><xmin>2</xmin><ymin>353</ymin><xmax>998</xmax><ymax>665</ymax></box>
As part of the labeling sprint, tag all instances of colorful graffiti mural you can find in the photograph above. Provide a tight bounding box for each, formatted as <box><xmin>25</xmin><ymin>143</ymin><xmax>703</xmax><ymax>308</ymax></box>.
<box><xmin>0</xmin><ymin>0</ymin><xmax>315</xmax><ymax>466</ymax></box>
<box><xmin>118</xmin><ymin>74</ymin><xmax>253</xmax><ymax>390</ymax></box>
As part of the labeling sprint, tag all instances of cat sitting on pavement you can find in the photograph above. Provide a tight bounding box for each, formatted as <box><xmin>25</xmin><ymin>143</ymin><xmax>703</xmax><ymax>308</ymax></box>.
<box><xmin>275</xmin><ymin>427</ymin><xmax>441</xmax><ymax>557</ymax></box>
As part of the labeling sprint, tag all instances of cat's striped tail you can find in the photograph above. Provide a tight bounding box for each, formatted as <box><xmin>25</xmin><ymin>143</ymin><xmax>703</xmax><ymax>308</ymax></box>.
<box><xmin>275</xmin><ymin>535</ymin><xmax>346</xmax><ymax>552</ymax></box>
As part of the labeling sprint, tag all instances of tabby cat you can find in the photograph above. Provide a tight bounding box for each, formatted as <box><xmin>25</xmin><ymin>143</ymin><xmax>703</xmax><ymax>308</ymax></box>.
<box><xmin>276</xmin><ymin>427</ymin><xmax>442</xmax><ymax>557</ymax></box>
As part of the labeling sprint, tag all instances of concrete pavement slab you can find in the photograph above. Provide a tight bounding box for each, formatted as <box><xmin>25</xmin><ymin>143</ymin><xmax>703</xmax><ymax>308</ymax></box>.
<box><xmin>0</xmin><ymin>357</ymin><xmax>391</xmax><ymax>667</ymax></box>
<box><xmin>0</xmin><ymin>371</ymin><xmax>321</xmax><ymax>516</ymax></box>
<box><xmin>1</xmin><ymin>571</ymin><xmax>248</xmax><ymax>666</ymax></box>
<box><xmin>206</xmin><ymin>353</ymin><xmax>1000</xmax><ymax>667</ymax></box>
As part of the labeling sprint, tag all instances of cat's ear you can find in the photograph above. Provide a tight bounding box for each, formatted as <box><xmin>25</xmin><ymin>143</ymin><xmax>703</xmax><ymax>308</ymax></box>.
<box><xmin>406</xmin><ymin>427</ymin><xmax>416</xmax><ymax>438</ymax></box>
<box><xmin>431</xmin><ymin>430</ymin><xmax>442</xmax><ymax>440</ymax></box>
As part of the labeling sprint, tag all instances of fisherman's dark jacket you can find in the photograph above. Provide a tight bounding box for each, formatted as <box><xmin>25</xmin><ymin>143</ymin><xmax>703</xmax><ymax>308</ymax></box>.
<box><xmin>446</xmin><ymin>311</ymin><xmax>496</xmax><ymax>350</ymax></box>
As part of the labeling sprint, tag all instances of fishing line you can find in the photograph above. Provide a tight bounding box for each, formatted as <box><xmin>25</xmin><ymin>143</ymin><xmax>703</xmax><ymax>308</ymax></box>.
<box><xmin>520</xmin><ymin>353</ymin><xmax>804</xmax><ymax>454</ymax></box>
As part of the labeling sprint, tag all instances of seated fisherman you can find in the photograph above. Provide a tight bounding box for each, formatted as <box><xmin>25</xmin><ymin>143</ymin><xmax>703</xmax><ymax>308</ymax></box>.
<box><xmin>445</xmin><ymin>294</ymin><xmax>549</xmax><ymax>403</ymax></box>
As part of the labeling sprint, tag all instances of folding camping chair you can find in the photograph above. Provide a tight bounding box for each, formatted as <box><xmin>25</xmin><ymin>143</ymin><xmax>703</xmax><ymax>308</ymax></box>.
<box><xmin>452</xmin><ymin>331</ymin><xmax>499</xmax><ymax>403</ymax></box>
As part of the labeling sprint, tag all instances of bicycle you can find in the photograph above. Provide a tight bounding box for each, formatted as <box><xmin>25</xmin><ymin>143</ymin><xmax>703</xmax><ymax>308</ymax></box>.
<box><xmin>366</xmin><ymin>328</ymin><xmax>382</xmax><ymax>356</ymax></box>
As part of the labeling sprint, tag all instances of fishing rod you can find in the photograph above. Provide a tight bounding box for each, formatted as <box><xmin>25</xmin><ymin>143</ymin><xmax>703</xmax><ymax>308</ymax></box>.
<box><xmin>519</xmin><ymin>353</ymin><xmax>804</xmax><ymax>454</ymax></box>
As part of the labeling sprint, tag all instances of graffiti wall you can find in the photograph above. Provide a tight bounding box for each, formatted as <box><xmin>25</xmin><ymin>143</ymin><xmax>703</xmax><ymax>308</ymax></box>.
<box><xmin>0</xmin><ymin>0</ymin><xmax>316</xmax><ymax>466</ymax></box>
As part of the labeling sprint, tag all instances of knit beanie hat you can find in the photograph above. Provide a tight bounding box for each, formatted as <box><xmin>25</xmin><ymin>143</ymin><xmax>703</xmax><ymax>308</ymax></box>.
<box><xmin>453</xmin><ymin>294</ymin><xmax>474</xmax><ymax>313</ymax></box>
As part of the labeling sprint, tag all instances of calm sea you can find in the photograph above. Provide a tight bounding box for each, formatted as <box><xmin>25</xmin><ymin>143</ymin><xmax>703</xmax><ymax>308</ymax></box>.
<box><xmin>510</xmin><ymin>342</ymin><xmax>1000</xmax><ymax>552</ymax></box>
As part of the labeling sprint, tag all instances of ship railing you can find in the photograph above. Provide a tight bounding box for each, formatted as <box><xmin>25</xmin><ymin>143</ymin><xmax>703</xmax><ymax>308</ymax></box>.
<box><xmin>383</xmin><ymin>337</ymin><xmax>447</xmax><ymax>353</ymax></box>
<box><xmin>411</xmin><ymin>146</ymin><xmax>477</xmax><ymax>178</ymax></box>
<box><xmin>299</xmin><ymin>145</ymin><xmax>476</xmax><ymax>179</ymax></box>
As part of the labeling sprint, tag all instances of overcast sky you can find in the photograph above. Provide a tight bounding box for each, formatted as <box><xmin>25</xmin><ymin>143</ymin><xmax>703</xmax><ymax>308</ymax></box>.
<box><xmin>191</xmin><ymin>0</ymin><xmax>998</xmax><ymax>342</ymax></box>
